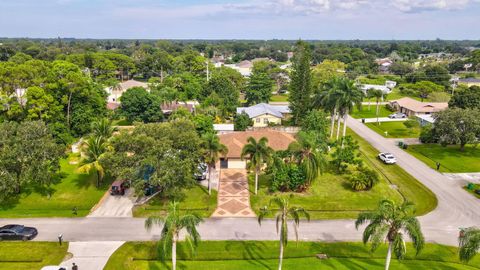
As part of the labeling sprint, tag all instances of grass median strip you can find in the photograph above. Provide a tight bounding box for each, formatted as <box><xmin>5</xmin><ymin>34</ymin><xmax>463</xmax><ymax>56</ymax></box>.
<box><xmin>0</xmin><ymin>242</ymin><xmax>68</xmax><ymax>270</ymax></box>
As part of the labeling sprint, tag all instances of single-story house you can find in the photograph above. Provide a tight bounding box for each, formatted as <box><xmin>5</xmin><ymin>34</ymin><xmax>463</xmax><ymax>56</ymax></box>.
<box><xmin>361</xmin><ymin>81</ymin><xmax>396</xmax><ymax>95</ymax></box>
<box><xmin>213</xmin><ymin>124</ymin><xmax>235</xmax><ymax>134</ymax></box>
<box><xmin>106</xmin><ymin>80</ymin><xmax>148</xmax><ymax>103</ymax></box>
<box><xmin>416</xmin><ymin>114</ymin><xmax>436</xmax><ymax>126</ymax></box>
<box><xmin>236</xmin><ymin>103</ymin><xmax>290</xmax><ymax>127</ymax></box>
<box><xmin>161</xmin><ymin>102</ymin><xmax>195</xmax><ymax>116</ymax></box>
<box><xmin>389</xmin><ymin>97</ymin><xmax>448</xmax><ymax>117</ymax></box>
<box><xmin>458</xmin><ymin>78</ymin><xmax>480</xmax><ymax>87</ymax></box>
<box><xmin>218</xmin><ymin>130</ymin><xmax>295</xmax><ymax>169</ymax></box>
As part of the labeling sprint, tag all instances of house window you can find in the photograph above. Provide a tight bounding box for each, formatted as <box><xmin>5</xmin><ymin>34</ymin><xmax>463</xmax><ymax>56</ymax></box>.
<box><xmin>256</xmin><ymin>118</ymin><xmax>260</xmax><ymax>123</ymax></box>
<box><xmin>264</xmin><ymin>118</ymin><xmax>268</xmax><ymax>124</ymax></box>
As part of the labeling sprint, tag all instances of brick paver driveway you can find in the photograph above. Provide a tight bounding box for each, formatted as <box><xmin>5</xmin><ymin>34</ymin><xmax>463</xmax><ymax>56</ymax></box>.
<box><xmin>212</xmin><ymin>169</ymin><xmax>255</xmax><ymax>217</ymax></box>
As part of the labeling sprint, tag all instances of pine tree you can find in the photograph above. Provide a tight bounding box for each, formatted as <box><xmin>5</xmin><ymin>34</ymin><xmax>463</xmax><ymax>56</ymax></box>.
<box><xmin>288</xmin><ymin>41</ymin><xmax>312</xmax><ymax>125</ymax></box>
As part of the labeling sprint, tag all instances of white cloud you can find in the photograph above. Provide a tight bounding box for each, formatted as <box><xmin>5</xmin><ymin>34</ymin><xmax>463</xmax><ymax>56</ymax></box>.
<box><xmin>391</xmin><ymin>0</ymin><xmax>472</xmax><ymax>12</ymax></box>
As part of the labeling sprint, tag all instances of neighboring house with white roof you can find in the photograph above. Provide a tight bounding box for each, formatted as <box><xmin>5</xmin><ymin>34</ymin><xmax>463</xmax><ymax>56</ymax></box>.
<box><xmin>389</xmin><ymin>97</ymin><xmax>448</xmax><ymax>117</ymax></box>
<box><xmin>361</xmin><ymin>80</ymin><xmax>397</xmax><ymax>95</ymax></box>
<box><xmin>105</xmin><ymin>80</ymin><xmax>148</xmax><ymax>103</ymax></box>
<box><xmin>458</xmin><ymin>78</ymin><xmax>480</xmax><ymax>87</ymax></box>
<box><xmin>236</xmin><ymin>103</ymin><xmax>290</xmax><ymax>127</ymax></box>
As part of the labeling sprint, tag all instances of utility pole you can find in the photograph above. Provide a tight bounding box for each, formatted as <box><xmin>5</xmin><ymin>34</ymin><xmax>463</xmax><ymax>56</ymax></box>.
<box><xmin>206</xmin><ymin>61</ymin><xmax>210</xmax><ymax>82</ymax></box>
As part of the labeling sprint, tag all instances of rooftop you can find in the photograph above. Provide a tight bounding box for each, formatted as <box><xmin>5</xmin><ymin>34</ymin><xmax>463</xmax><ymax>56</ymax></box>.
<box><xmin>219</xmin><ymin>129</ymin><xmax>295</xmax><ymax>158</ymax></box>
<box><xmin>391</xmin><ymin>97</ymin><xmax>448</xmax><ymax>113</ymax></box>
<box><xmin>236</xmin><ymin>103</ymin><xmax>290</xmax><ymax>118</ymax></box>
<box><xmin>458</xmin><ymin>78</ymin><xmax>480</xmax><ymax>83</ymax></box>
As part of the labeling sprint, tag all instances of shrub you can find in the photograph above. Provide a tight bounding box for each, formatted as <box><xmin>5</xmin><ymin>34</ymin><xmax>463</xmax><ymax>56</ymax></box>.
<box><xmin>419</xmin><ymin>124</ymin><xmax>437</xmax><ymax>143</ymax></box>
<box><xmin>270</xmin><ymin>163</ymin><xmax>307</xmax><ymax>192</ymax></box>
<box><xmin>349</xmin><ymin>167</ymin><xmax>379</xmax><ymax>191</ymax></box>
<box><xmin>403</xmin><ymin>119</ymin><xmax>420</xmax><ymax>129</ymax></box>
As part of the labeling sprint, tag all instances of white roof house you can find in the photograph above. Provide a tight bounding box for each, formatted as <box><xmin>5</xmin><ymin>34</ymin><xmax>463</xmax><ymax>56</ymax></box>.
<box><xmin>236</xmin><ymin>103</ymin><xmax>290</xmax><ymax>118</ymax></box>
<box><xmin>361</xmin><ymin>81</ymin><xmax>397</xmax><ymax>95</ymax></box>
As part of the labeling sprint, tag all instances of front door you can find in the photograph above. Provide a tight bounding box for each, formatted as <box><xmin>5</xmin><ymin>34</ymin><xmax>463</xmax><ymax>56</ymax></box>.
<box><xmin>220</xmin><ymin>158</ymin><xmax>228</xmax><ymax>169</ymax></box>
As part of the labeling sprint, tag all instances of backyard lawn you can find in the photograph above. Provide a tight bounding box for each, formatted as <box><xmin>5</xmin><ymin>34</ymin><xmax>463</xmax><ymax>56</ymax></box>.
<box><xmin>350</xmin><ymin>105</ymin><xmax>391</xmax><ymax>119</ymax></box>
<box><xmin>249</xmin><ymin>129</ymin><xmax>436</xmax><ymax>219</ymax></box>
<box><xmin>0</xmin><ymin>242</ymin><xmax>68</xmax><ymax>270</ymax></box>
<box><xmin>104</xmin><ymin>241</ymin><xmax>480</xmax><ymax>270</ymax></box>
<box><xmin>133</xmin><ymin>184</ymin><xmax>217</xmax><ymax>218</ymax></box>
<box><xmin>0</xmin><ymin>155</ymin><xmax>109</xmax><ymax>217</ymax></box>
<box><xmin>366</xmin><ymin>121</ymin><xmax>420</xmax><ymax>138</ymax></box>
<box><xmin>407</xmin><ymin>144</ymin><xmax>480</xmax><ymax>173</ymax></box>
<box><xmin>269</xmin><ymin>94</ymin><xmax>288</xmax><ymax>102</ymax></box>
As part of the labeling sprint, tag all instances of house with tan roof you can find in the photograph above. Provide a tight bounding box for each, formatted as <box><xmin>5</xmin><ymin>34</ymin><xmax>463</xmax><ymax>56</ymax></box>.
<box><xmin>106</xmin><ymin>79</ymin><xmax>148</xmax><ymax>103</ymax></box>
<box><xmin>218</xmin><ymin>130</ymin><xmax>295</xmax><ymax>169</ymax></box>
<box><xmin>389</xmin><ymin>97</ymin><xmax>448</xmax><ymax>117</ymax></box>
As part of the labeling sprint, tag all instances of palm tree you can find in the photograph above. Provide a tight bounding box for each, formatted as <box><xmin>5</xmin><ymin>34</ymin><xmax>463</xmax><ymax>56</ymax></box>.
<box><xmin>241</xmin><ymin>137</ymin><xmax>273</xmax><ymax>195</ymax></box>
<box><xmin>91</xmin><ymin>118</ymin><xmax>116</xmax><ymax>139</ymax></box>
<box><xmin>312</xmin><ymin>77</ymin><xmax>340</xmax><ymax>139</ymax></box>
<box><xmin>355</xmin><ymin>200</ymin><xmax>424</xmax><ymax>270</ymax></box>
<box><xmin>258</xmin><ymin>197</ymin><xmax>310</xmax><ymax>270</ymax></box>
<box><xmin>287</xmin><ymin>132</ymin><xmax>326</xmax><ymax>185</ymax></box>
<box><xmin>201</xmin><ymin>133</ymin><xmax>228</xmax><ymax>195</ymax></box>
<box><xmin>145</xmin><ymin>202</ymin><xmax>202</xmax><ymax>270</ymax></box>
<box><xmin>459</xmin><ymin>227</ymin><xmax>480</xmax><ymax>262</ymax></box>
<box><xmin>77</xmin><ymin>136</ymin><xmax>108</xmax><ymax>187</ymax></box>
<box><xmin>368</xmin><ymin>89</ymin><xmax>385</xmax><ymax>125</ymax></box>
<box><xmin>335</xmin><ymin>77</ymin><xmax>364</xmax><ymax>138</ymax></box>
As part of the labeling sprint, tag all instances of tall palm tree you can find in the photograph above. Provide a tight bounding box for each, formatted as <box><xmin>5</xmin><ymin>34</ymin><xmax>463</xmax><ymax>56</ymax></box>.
<box><xmin>459</xmin><ymin>227</ymin><xmax>480</xmax><ymax>262</ymax></box>
<box><xmin>91</xmin><ymin>118</ymin><xmax>116</xmax><ymax>139</ymax></box>
<box><xmin>287</xmin><ymin>132</ymin><xmax>326</xmax><ymax>185</ymax></box>
<box><xmin>312</xmin><ymin>77</ymin><xmax>340</xmax><ymax>139</ymax></box>
<box><xmin>77</xmin><ymin>136</ymin><xmax>108</xmax><ymax>187</ymax></box>
<box><xmin>145</xmin><ymin>202</ymin><xmax>202</xmax><ymax>270</ymax></box>
<box><xmin>258</xmin><ymin>197</ymin><xmax>310</xmax><ymax>270</ymax></box>
<box><xmin>355</xmin><ymin>200</ymin><xmax>424</xmax><ymax>270</ymax></box>
<box><xmin>201</xmin><ymin>133</ymin><xmax>228</xmax><ymax>195</ymax></box>
<box><xmin>241</xmin><ymin>137</ymin><xmax>273</xmax><ymax>195</ymax></box>
<box><xmin>368</xmin><ymin>89</ymin><xmax>385</xmax><ymax>125</ymax></box>
<box><xmin>335</xmin><ymin>77</ymin><xmax>364</xmax><ymax>138</ymax></box>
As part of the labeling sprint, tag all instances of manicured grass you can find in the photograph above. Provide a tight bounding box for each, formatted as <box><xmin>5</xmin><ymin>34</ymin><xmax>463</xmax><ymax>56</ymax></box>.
<box><xmin>0</xmin><ymin>155</ymin><xmax>109</xmax><ymax>217</ymax></box>
<box><xmin>269</xmin><ymin>94</ymin><xmax>288</xmax><ymax>102</ymax></box>
<box><xmin>363</xmin><ymin>89</ymin><xmax>421</xmax><ymax>102</ymax></box>
<box><xmin>112</xmin><ymin>118</ymin><xmax>132</xmax><ymax>126</ymax></box>
<box><xmin>350</xmin><ymin>105</ymin><xmax>392</xmax><ymax>119</ymax></box>
<box><xmin>250</xmin><ymin>172</ymin><xmax>403</xmax><ymax>220</ymax></box>
<box><xmin>348</xmin><ymin>129</ymin><xmax>437</xmax><ymax>216</ymax></box>
<box><xmin>406</xmin><ymin>144</ymin><xmax>480</xmax><ymax>173</ymax></box>
<box><xmin>250</xmin><ymin>128</ymin><xmax>436</xmax><ymax>219</ymax></box>
<box><xmin>133</xmin><ymin>184</ymin><xmax>217</xmax><ymax>218</ymax></box>
<box><xmin>104</xmin><ymin>241</ymin><xmax>480</xmax><ymax>270</ymax></box>
<box><xmin>0</xmin><ymin>242</ymin><xmax>68</xmax><ymax>270</ymax></box>
<box><xmin>366</xmin><ymin>121</ymin><xmax>420</xmax><ymax>138</ymax></box>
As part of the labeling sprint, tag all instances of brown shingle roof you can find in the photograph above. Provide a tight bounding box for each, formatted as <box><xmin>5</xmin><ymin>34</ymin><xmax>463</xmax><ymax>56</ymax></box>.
<box><xmin>391</xmin><ymin>97</ymin><xmax>448</xmax><ymax>113</ymax></box>
<box><xmin>219</xmin><ymin>130</ymin><xmax>295</xmax><ymax>158</ymax></box>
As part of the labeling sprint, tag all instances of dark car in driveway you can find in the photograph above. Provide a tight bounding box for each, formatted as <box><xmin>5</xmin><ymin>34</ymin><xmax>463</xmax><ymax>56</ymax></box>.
<box><xmin>0</xmin><ymin>224</ymin><xmax>38</xmax><ymax>240</ymax></box>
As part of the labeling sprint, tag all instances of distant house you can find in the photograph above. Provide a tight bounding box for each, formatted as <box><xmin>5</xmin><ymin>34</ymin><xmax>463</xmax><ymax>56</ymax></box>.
<box><xmin>160</xmin><ymin>102</ymin><xmax>195</xmax><ymax>116</ymax></box>
<box><xmin>389</xmin><ymin>97</ymin><xmax>448</xmax><ymax>117</ymax></box>
<box><xmin>106</xmin><ymin>80</ymin><xmax>148</xmax><ymax>103</ymax></box>
<box><xmin>213</xmin><ymin>124</ymin><xmax>235</xmax><ymax>134</ymax></box>
<box><xmin>375</xmin><ymin>58</ymin><xmax>393</xmax><ymax>73</ymax></box>
<box><xmin>361</xmin><ymin>81</ymin><xmax>397</xmax><ymax>95</ymax></box>
<box><xmin>236</xmin><ymin>103</ymin><xmax>290</xmax><ymax>127</ymax></box>
<box><xmin>218</xmin><ymin>130</ymin><xmax>295</xmax><ymax>169</ymax></box>
<box><xmin>458</xmin><ymin>78</ymin><xmax>480</xmax><ymax>87</ymax></box>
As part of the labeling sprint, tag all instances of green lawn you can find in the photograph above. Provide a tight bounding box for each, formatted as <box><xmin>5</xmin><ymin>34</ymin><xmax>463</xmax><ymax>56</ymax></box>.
<box><xmin>0</xmin><ymin>155</ymin><xmax>110</xmax><ymax>217</ymax></box>
<box><xmin>104</xmin><ymin>241</ymin><xmax>480</xmax><ymax>270</ymax></box>
<box><xmin>363</xmin><ymin>89</ymin><xmax>421</xmax><ymax>102</ymax></box>
<box><xmin>406</xmin><ymin>144</ymin><xmax>480</xmax><ymax>173</ymax></box>
<box><xmin>269</xmin><ymin>94</ymin><xmax>288</xmax><ymax>102</ymax></box>
<box><xmin>133</xmin><ymin>184</ymin><xmax>217</xmax><ymax>218</ymax></box>
<box><xmin>350</xmin><ymin>105</ymin><xmax>392</xmax><ymax>119</ymax></box>
<box><xmin>112</xmin><ymin>118</ymin><xmax>132</xmax><ymax>126</ymax></box>
<box><xmin>249</xmin><ymin>129</ymin><xmax>436</xmax><ymax>219</ymax></box>
<box><xmin>0</xmin><ymin>242</ymin><xmax>68</xmax><ymax>270</ymax></box>
<box><xmin>366</xmin><ymin>121</ymin><xmax>420</xmax><ymax>138</ymax></box>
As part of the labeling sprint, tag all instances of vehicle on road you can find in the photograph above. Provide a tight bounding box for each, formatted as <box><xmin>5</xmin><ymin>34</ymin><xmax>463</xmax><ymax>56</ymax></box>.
<box><xmin>388</xmin><ymin>112</ymin><xmax>407</xmax><ymax>119</ymax></box>
<box><xmin>0</xmin><ymin>224</ymin><xmax>38</xmax><ymax>240</ymax></box>
<box><xmin>110</xmin><ymin>180</ymin><xmax>127</xmax><ymax>196</ymax></box>
<box><xmin>475</xmin><ymin>189</ymin><xmax>480</xmax><ymax>195</ymax></box>
<box><xmin>378</xmin><ymin>152</ymin><xmax>397</xmax><ymax>164</ymax></box>
<box><xmin>41</xmin><ymin>266</ymin><xmax>66</xmax><ymax>270</ymax></box>
<box><xmin>195</xmin><ymin>163</ymin><xmax>208</xmax><ymax>181</ymax></box>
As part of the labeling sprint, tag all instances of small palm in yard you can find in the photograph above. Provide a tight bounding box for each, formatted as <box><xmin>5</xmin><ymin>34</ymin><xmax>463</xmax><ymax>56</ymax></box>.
<box><xmin>335</xmin><ymin>77</ymin><xmax>364</xmax><ymax>138</ymax></box>
<box><xmin>369</xmin><ymin>89</ymin><xmax>386</xmax><ymax>125</ymax></box>
<box><xmin>258</xmin><ymin>197</ymin><xmax>310</xmax><ymax>270</ymax></box>
<box><xmin>459</xmin><ymin>227</ymin><xmax>480</xmax><ymax>263</ymax></box>
<box><xmin>145</xmin><ymin>202</ymin><xmax>203</xmax><ymax>270</ymax></box>
<box><xmin>201</xmin><ymin>132</ymin><xmax>228</xmax><ymax>195</ymax></box>
<box><xmin>287</xmin><ymin>131</ymin><xmax>326</xmax><ymax>185</ymax></box>
<box><xmin>241</xmin><ymin>136</ymin><xmax>273</xmax><ymax>195</ymax></box>
<box><xmin>91</xmin><ymin>118</ymin><xmax>116</xmax><ymax>139</ymax></box>
<box><xmin>77</xmin><ymin>136</ymin><xmax>108</xmax><ymax>187</ymax></box>
<box><xmin>355</xmin><ymin>199</ymin><xmax>424</xmax><ymax>270</ymax></box>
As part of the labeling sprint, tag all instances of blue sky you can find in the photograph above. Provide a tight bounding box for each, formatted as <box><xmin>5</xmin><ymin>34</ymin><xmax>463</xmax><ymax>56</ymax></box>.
<box><xmin>1</xmin><ymin>0</ymin><xmax>479</xmax><ymax>39</ymax></box>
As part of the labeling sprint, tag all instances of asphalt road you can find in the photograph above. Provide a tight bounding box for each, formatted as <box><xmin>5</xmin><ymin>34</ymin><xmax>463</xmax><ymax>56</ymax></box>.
<box><xmin>1</xmin><ymin>116</ymin><xmax>479</xmax><ymax>247</ymax></box>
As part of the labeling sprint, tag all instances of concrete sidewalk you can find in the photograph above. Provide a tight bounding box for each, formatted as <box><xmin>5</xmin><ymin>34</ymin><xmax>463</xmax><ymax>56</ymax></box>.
<box><xmin>61</xmin><ymin>241</ymin><xmax>124</xmax><ymax>270</ymax></box>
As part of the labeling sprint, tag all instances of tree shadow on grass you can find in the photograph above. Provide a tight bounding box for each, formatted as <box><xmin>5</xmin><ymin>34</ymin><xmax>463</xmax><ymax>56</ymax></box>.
<box><xmin>228</xmin><ymin>241</ymin><xmax>271</xmax><ymax>269</ymax></box>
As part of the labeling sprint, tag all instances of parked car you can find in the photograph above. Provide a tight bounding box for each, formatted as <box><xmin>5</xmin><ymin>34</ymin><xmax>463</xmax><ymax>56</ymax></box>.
<box><xmin>110</xmin><ymin>180</ymin><xmax>127</xmax><ymax>196</ymax></box>
<box><xmin>388</xmin><ymin>112</ymin><xmax>407</xmax><ymax>119</ymax></box>
<box><xmin>475</xmin><ymin>189</ymin><xmax>480</xmax><ymax>195</ymax></box>
<box><xmin>378</xmin><ymin>153</ymin><xmax>397</xmax><ymax>164</ymax></box>
<box><xmin>41</xmin><ymin>266</ymin><xmax>66</xmax><ymax>270</ymax></box>
<box><xmin>195</xmin><ymin>163</ymin><xmax>208</xmax><ymax>181</ymax></box>
<box><xmin>0</xmin><ymin>224</ymin><xmax>38</xmax><ymax>240</ymax></box>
